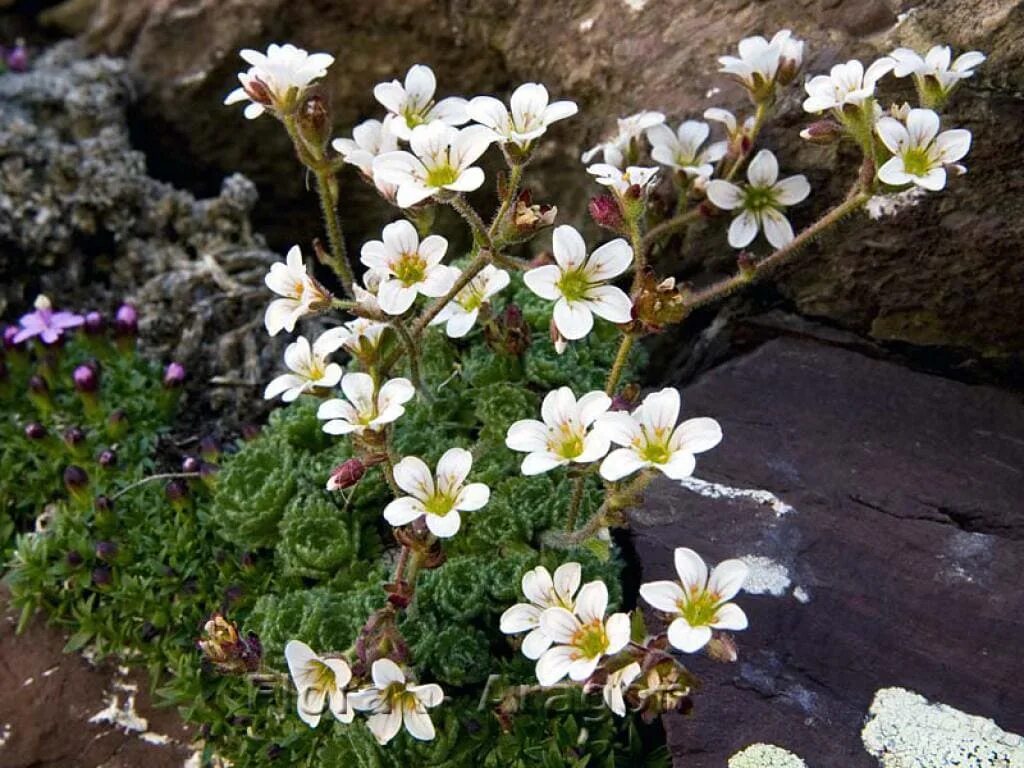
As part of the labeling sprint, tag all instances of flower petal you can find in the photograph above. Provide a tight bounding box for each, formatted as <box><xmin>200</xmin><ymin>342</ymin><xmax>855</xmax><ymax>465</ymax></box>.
<box><xmin>728</xmin><ymin>210</ymin><xmax>760</xmax><ymax>249</ymax></box>
<box><xmin>711</xmin><ymin>602</ymin><xmax>749</xmax><ymax>630</ymax></box>
<box><xmin>667</xmin><ymin>618</ymin><xmax>713</xmax><ymax>653</ymax></box>
<box><xmin>639</xmin><ymin>580</ymin><xmax>685</xmax><ymax>613</ymax></box>
<box><xmin>383</xmin><ymin>496</ymin><xmax>426</xmax><ymax>526</ymax></box>
<box><xmin>536</xmin><ymin>645</ymin><xmax>575</xmax><ymax>686</ymax></box>
<box><xmin>574</xmin><ymin>581</ymin><xmax>608</xmax><ymax>623</ymax></box>
<box><xmin>599</xmin><ymin>448</ymin><xmax>646</xmax><ymax>481</ymax></box>
<box><xmin>425</xmin><ymin>509</ymin><xmax>462</xmax><ymax>538</ymax></box>
<box><xmin>539</xmin><ymin>607</ymin><xmax>581</xmax><ymax>644</ymax></box>
<box><xmin>523</xmin><ymin>265</ymin><xmax>562</xmax><ymax>301</ymax></box>
<box><xmin>393</xmin><ymin>456</ymin><xmax>435</xmax><ymax>499</ymax></box>
<box><xmin>674</xmin><ymin>547</ymin><xmax>709</xmax><ymax>591</ymax></box>
<box><xmin>708</xmin><ymin>558</ymin><xmax>750</xmax><ymax>601</ymax></box>
<box><xmin>553</xmin><ymin>299</ymin><xmax>594</xmax><ymax>340</ymax></box>
<box><xmin>551</xmin><ymin>225</ymin><xmax>588</xmax><ymax>271</ymax></box>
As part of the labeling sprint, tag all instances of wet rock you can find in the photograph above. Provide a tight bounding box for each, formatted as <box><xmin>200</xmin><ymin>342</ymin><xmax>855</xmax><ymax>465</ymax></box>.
<box><xmin>63</xmin><ymin>0</ymin><xmax>1024</xmax><ymax>361</ymax></box>
<box><xmin>628</xmin><ymin>337</ymin><xmax>1024</xmax><ymax>766</ymax></box>
<box><xmin>0</xmin><ymin>42</ymin><xmax>283</xmax><ymax>426</ymax></box>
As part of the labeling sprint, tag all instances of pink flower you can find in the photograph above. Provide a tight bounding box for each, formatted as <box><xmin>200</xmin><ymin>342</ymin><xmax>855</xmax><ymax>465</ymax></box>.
<box><xmin>14</xmin><ymin>296</ymin><xmax>83</xmax><ymax>345</ymax></box>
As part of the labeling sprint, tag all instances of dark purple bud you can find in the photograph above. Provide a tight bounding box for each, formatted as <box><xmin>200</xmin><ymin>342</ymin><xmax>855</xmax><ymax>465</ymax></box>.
<box><xmin>327</xmin><ymin>458</ymin><xmax>365</xmax><ymax>490</ymax></box>
<box><xmin>266</xmin><ymin>744</ymin><xmax>284</xmax><ymax>761</ymax></box>
<box><xmin>91</xmin><ymin>565</ymin><xmax>113</xmax><ymax>587</ymax></box>
<box><xmin>241</xmin><ymin>423</ymin><xmax>261</xmax><ymax>441</ymax></box>
<box><xmin>94</xmin><ymin>495</ymin><xmax>114</xmax><ymax>515</ymax></box>
<box><xmin>84</xmin><ymin>311</ymin><xmax>106</xmax><ymax>335</ymax></box>
<box><xmin>64</xmin><ymin>465</ymin><xmax>89</xmax><ymax>492</ymax></box>
<box><xmin>240</xmin><ymin>551</ymin><xmax>257</xmax><ymax>570</ymax></box>
<box><xmin>224</xmin><ymin>584</ymin><xmax>244</xmax><ymax>605</ymax></box>
<box><xmin>165</xmin><ymin>479</ymin><xmax>188</xmax><ymax>503</ymax></box>
<box><xmin>73</xmin><ymin>364</ymin><xmax>100</xmax><ymax>393</ymax></box>
<box><xmin>63</xmin><ymin>426</ymin><xmax>87</xmax><ymax>449</ymax></box>
<box><xmin>98</xmin><ymin>449</ymin><xmax>118</xmax><ymax>468</ymax></box>
<box><xmin>163</xmin><ymin>362</ymin><xmax>186</xmax><ymax>388</ymax></box>
<box><xmin>25</xmin><ymin>422</ymin><xmax>48</xmax><ymax>440</ymax></box>
<box><xmin>28</xmin><ymin>375</ymin><xmax>49</xmax><ymax>395</ymax></box>
<box><xmin>114</xmin><ymin>303</ymin><xmax>138</xmax><ymax>336</ymax></box>
<box><xmin>589</xmin><ymin>194</ymin><xmax>625</xmax><ymax>233</ymax></box>
<box><xmin>199</xmin><ymin>436</ymin><xmax>220</xmax><ymax>461</ymax></box>
<box><xmin>3</xmin><ymin>325</ymin><xmax>19</xmax><ymax>350</ymax></box>
<box><xmin>181</xmin><ymin>456</ymin><xmax>201</xmax><ymax>473</ymax></box>
<box><xmin>7</xmin><ymin>43</ymin><xmax>28</xmax><ymax>73</ymax></box>
<box><xmin>95</xmin><ymin>540</ymin><xmax>119</xmax><ymax>562</ymax></box>
<box><xmin>66</xmin><ymin>550</ymin><xmax>84</xmax><ymax>567</ymax></box>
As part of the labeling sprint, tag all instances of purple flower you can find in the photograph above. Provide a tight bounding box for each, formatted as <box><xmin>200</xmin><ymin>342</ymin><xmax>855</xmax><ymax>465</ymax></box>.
<box><xmin>14</xmin><ymin>296</ymin><xmax>84</xmax><ymax>345</ymax></box>
<box><xmin>6</xmin><ymin>43</ymin><xmax>28</xmax><ymax>73</ymax></box>
<box><xmin>84</xmin><ymin>311</ymin><xmax>106</xmax><ymax>336</ymax></box>
<box><xmin>3</xmin><ymin>325</ymin><xmax>19</xmax><ymax>350</ymax></box>
<box><xmin>114</xmin><ymin>303</ymin><xmax>138</xmax><ymax>336</ymax></box>
<box><xmin>73</xmin><ymin>364</ymin><xmax>100</xmax><ymax>393</ymax></box>
<box><xmin>163</xmin><ymin>362</ymin><xmax>186</xmax><ymax>388</ymax></box>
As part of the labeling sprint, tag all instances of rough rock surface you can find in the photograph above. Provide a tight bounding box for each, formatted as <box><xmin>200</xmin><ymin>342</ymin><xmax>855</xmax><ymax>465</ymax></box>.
<box><xmin>628</xmin><ymin>337</ymin><xmax>1024</xmax><ymax>766</ymax></box>
<box><xmin>60</xmin><ymin>0</ymin><xmax>1024</xmax><ymax>361</ymax></box>
<box><xmin>0</xmin><ymin>42</ymin><xmax>284</xmax><ymax>426</ymax></box>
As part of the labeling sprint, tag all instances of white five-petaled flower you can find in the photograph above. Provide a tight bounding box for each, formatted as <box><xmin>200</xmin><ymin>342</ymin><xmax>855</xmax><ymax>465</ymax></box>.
<box><xmin>505</xmin><ymin>387</ymin><xmax>612</xmax><ymax>475</ymax></box>
<box><xmin>224</xmin><ymin>44</ymin><xmax>334</xmax><ymax>119</ymax></box>
<box><xmin>332</xmin><ymin>116</ymin><xmax>400</xmax><ymax>176</ymax></box>
<box><xmin>595</xmin><ymin>387</ymin><xmax>722</xmax><ymax>481</ymax></box>
<box><xmin>373</xmin><ymin>122</ymin><xmax>496</xmax><ymax>208</ymax></box>
<box><xmin>523</xmin><ymin>225</ymin><xmax>633</xmax><ymax>341</ymax></box>
<box><xmin>646</xmin><ymin>120</ymin><xmax>728</xmax><ymax>180</ymax></box>
<box><xmin>383</xmin><ymin>448</ymin><xmax>490</xmax><ymax>538</ymax></box>
<box><xmin>284</xmin><ymin>640</ymin><xmax>353</xmax><ymax>728</ymax></box>
<box><xmin>705</xmin><ymin>149</ymin><xmax>810</xmax><ymax>249</ymax></box>
<box><xmin>704</xmin><ymin>107</ymin><xmax>755</xmax><ymax>142</ymax></box>
<box><xmin>336</xmin><ymin>317</ymin><xmax>390</xmax><ymax>358</ymax></box>
<box><xmin>718</xmin><ymin>30</ymin><xmax>804</xmax><ymax>94</ymax></box>
<box><xmin>500</xmin><ymin>562</ymin><xmax>582</xmax><ymax>660</ymax></box>
<box><xmin>535</xmin><ymin>580</ymin><xmax>631</xmax><ymax>686</ymax></box>
<box><xmin>581</xmin><ymin>111</ymin><xmax>666</xmax><ymax>168</ymax></box>
<box><xmin>467</xmin><ymin>83</ymin><xmax>578</xmax><ymax>148</ymax></box>
<box><xmin>639</xmin><ymin>547</ymin><xmax>749</xmax><ymax>653</ymax></box>
<box><xmin>360</xmin><ymin>219</ymin><xmax>459</xmax><ymax>315</ymax></box>
<box><xmin>890</xmin><ymin>45</ymin><xmax>985</xmax><ymax>95</ymax></box>
<box><xmin>373</xmin><ymin>64</ymin><xmax>469</xmax><ymax>141</ymax></box>
<box><xmin>802</xmin><ymin>58</ymin><xmax>895</xmax><ymax>114</ymax></box>
<box><xmin>264</xmin><ymin>330</ymin><xmax>346</xmax><ymax>402</ymax></box>
<box><xmin>875</xmin><ymin>108</ymin><xmax>971</xmax><ymax>191</ymax></box>
<box><xmin>348</xmin><ymin>658</ymin><xmax>444</xmax><ymax>744</ymax></box>
<box><xmin>603</xmin><ymin>662</ymin><xmax>642</xmax><ymax>716</ymax></box>
<box><xmin>586</xmin><ymin>164</ymin><xmax>660</xmax><ymax>197</ymax></box>
<box><xmin>264</xmin><ymin>245</ymin><xmax>331</xmax><ymax>336</ymax></box>
<box><xmin>429</xmin><ymin>265</ymin><xmax>510</xmax><ymax>338</ymax></box>
<box><xmin>317</xmin><ymin>373</ymin><xmax>415</xmax><ymax>436</ymax></box>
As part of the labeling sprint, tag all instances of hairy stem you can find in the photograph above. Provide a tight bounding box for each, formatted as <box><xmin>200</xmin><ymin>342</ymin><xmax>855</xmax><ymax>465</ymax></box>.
<box><xmin>543</xmin><ymin>471</ymin><xmax>655</xmax><ymax>548</ymax></box>
<box><xmin>488</xmin><ymin>162</ymin><xmax>524</xmax><ymax>241</ymax></box>
<box><xmin>391</xmin><ymin>319</ymin><xmax>427</xmax><ymax>397</ymax></box>
<box><xmin>564</xmin><ymin>476</ymin><xmax>586</xmax><ymax>532</ymax></box>
<box><xmin>605</xmin><ymin>333</ymin><xmax>635</xmax><ymax>396</ymax></box>
<box><xmin>448</xmin><ymin>194</ymin><xmax>493</xmax><ymax>249</ymax></box>
<box><xmin>639</xmin><ymin>209</ymin><xmax>701</xmax><ymax>257</ymax></box>
<box><xmin>411</xmin><ymin>251</ymin><xmax>491</xmax><ymax>337</ymax></box>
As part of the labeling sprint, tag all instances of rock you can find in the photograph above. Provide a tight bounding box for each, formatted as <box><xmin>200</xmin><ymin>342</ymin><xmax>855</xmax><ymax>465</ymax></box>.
<box><xmin>0</xmin><ymin>42</ymin><xmax>285</xmax><ymax>428</ymax></box>
<box><xmin>64</xmin><ymin>0</ymin><xmax>1024</xmax><ymax>362</ymax></box>
<box><xmin>627</xmin><ymin>337</ymin><xmax>1024</xmax><ymax>766</ymax></box>
<box><xmin>861</xmin><ymin>687</ymin><xmax>1024</xmax><ymax>767</ymax></box>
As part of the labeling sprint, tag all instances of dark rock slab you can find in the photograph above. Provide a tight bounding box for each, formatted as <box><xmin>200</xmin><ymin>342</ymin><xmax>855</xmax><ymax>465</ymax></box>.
<box><xmin>628</xmin><ymin>337</ymin><xmax>1024</xmax><ymax>766</ymax></box>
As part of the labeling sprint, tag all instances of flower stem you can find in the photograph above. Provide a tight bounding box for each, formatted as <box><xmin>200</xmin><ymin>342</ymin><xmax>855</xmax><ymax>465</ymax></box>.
<box><xmin>448</xmin><ymin>194</ymin><xmax>493</xmax><ymax>249</ymax></box>
<box><xmin>723</xmin><ymin>100</ymin><xmax>770</xmax><ymax>183</ymax></box>
<box><xmin>564</xmin><ymin>475</ymin><xmax>586</xmax><ymax>532</ymax></box>
<box><xmin>639</xmin><ymin>209</ymin><xmax>700</xmax><ymax>257</ymax></box>
<box><xmin>543</xmin><ymin>471</ymin><xmax>655</xmax><ymax>548</ymax></box>
<box><xmin>488</xmin><ymin>162</ymin><xmax>523</xmax><ymax>241</ymax></box>
<box><xmin>411</xmin><ymin>250</ymin><xmax>491</xmax><ymax>337</ymax></box>
<box><xmin>605</xmin><ymin>333</ymin><xmax>635</xmax><ymax>397</ymax></box>
<box><xmin>391</xmin><ymin>319</ymin><xmax>427</xmax><ymax>397</ymax></box>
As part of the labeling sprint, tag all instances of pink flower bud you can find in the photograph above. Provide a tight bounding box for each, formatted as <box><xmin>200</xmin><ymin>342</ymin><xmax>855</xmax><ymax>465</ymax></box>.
<box><xmin>163</xmin><ymin>362</ymin><xmax>186</xmax><ymax>388</ymax></box>
<box><xmin>589</xmin><ymin>194</ymin><xmax>625</xmax><ymax>233</ymax></box>
<box><xmin>73</xmin><ymin>363</ymin><xmax>100</xmax><ymax>393</ymax></box>
<box><xmin>327</xmin><ymin>458</ymin><xmax>365</xmax><ymax>490</ymax></box>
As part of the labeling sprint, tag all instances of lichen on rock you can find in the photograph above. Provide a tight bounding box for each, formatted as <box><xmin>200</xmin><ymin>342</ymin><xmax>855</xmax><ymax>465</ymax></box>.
<box><xmin>861</xmin><ymin>687</ymin><xmax>1024</xmax><ymax>768</ymax></box>
<box><xmin>729</xmin><ymin>743</ymin><xmax>808</xmax><ymax>768</ymax></box>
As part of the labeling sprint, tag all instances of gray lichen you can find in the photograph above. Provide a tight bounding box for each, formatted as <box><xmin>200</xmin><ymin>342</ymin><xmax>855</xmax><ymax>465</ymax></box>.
<box><xmin>729</xmin><ymin>743</ymin><xmax>808</xmax><ymax>768</ymax></box>
<box><xmin>861</xmin><ymin>687</ymin><xmax>1024</xmax><ymax>768</ymax></box>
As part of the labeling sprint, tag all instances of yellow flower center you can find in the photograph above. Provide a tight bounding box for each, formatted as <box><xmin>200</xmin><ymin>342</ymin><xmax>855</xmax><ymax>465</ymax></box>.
<box><xmin>635</xmin><ymin>426</ymin><xmax>672</xmax><ymax>464</ymax></box>
<box><xmin>422</xmin><ymin>491</ymin><xmax>456</xmax><ymax>517</ymax></box>
<box><xmin>677</xmin><ymin>588</ymin><xmax>721</xmax><ymax>627</ymax></box>
<box><xmin>393</xmin><ymin>253</ymin><xmax>428</xmax><ymax>286</ymax></box>
<box><xmin>425</xmin><ymin>163</ymin><xmax>459</xmax><ymax>188</ymax></box>
<box><xmin>571</xmin><ymin>619</ymin><xmax>609</xmax><ymax>659</ymax></box>
<box><xmin>556</xmin><ymin>268</ymin><xmax>591</xmax><ymax>302</ymax></box>
<box><xmin>548</xmin><ymin>422</ymin><xmax>585</xmax><ymax>460</ymax></box>
<box><xmin>901</xmin><ymin>146</ymin><xmax>933</xmax><ymax>177</ymax></box>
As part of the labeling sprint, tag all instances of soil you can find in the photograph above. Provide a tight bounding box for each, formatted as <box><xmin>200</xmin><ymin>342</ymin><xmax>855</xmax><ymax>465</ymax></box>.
<box><xmin>0</xmin><ymin>586</ymin><xmax>194</xmax><ymax>768</ymax></box>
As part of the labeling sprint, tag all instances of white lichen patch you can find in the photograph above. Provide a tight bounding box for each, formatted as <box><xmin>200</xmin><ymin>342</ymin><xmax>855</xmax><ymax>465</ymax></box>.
<box><xmin>140</xmin><ymin>731</ymin><xmax>172</xmax><ymax>745</ymax></box>
<box><xmin>21</xmin><ymin>676</ymin><xmax>34</xmax><ymax>687</ymax></box>
<box><xmin>0</xmin><ymin>723</ymin><xmax>11</xmax><ymax>748</ymax></box>
<box><xmin>866</xmin><ymin>186</ymin><xmax>927</xmax><ymax>219</ymax></box>
<box><xmin>578</xmin><ymin>17</ymin><xmax>595</xmax><ymax>32</ymax></box>
<box><xmin>42</xmin><ymin>665</ymin><xmax>59</xmax><ymax>677</ymax></box>
<box><xmin>89</xmin><ymin>689</ymin><xmax>149</xmax><ymax>733</ymax></box>
<box><xmin>679</xmin><ymin>476</ymin><xmax>795</xmax><ymax>517</ymax></box>
<box><xmin>621</xmin><ymin>0</ymin><xmax>648</xmax><ymax>10</ymax></box>
<box><xmin>706</xmin><ymin>86</ymin><xmax>721</xmax><ymax>99</ymax></box>
<box><xmin>792</xmin><ymin>585</ymin><xmax>811</xmax><ymax>603</ymax></box>
<box><xmin>740</xmin><ymin>556</ymin><xmax>792</xmax><ymax>596</ymax></box>
<box><xmin>729</xmin><ymin>743</ymin><xmax>808</xmax><ymax>767</ymax></box>
<box><xmin>862</xmin><ymin>687</ymin><xmax>1024</xmax><ymax>767</ymax></box>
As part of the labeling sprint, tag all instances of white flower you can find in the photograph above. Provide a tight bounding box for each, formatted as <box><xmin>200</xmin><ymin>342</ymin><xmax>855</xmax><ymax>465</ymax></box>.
<box><xmin>595</xmin><ymin>387</ymin><xmax>722</xmax><ymax>481</ymax></box>
<box><xmin>603</xmin><ymin>662</ymin><xmax>642</xmax><ymax>716</ymax></box>
<box><xmin>639</xmin><ymin>547</ymin><xmax>749</xmax><ymax>653</ymax></box>
<box><xmin>264</xmin><ymin>245</ymin><xmax>331</xmax><ymax>336</ymax></box>
<box><xmin>890</xmin><ymin>45</ymin><xmax>985</xmax><ymax>93</ymax></box>
<box><xmin>704</xmin><ymin>107</ymin><xmax>756</xmax><ymax>141</ymax></box>
<box><xmin>332</xmin><ymin>116</ymin><xmax>400</xmax><ymax>176</ymax></box>
<box><xmin>875</xmin><ymin>108</ymin><xmax>971</xmax><ymax>191</ymax></box>
<box><xmin>317</xmin><ymin>373</ymin><xmax>414</xmax><ymax>436</ymax></box>
<box><xmin>348</xmin><ymin>658</ymin><xmax>443</xmax><ymax>744</ymax></box>
<box><xmin>224</xmin><ymin>44</ymin><xmax>334</xmax><ymax>119</ymax></box>
<box><xmin>373</xmin><ymin>122</ymin><xmax>496</xmax><ymax>208</ymax></box>
<box><xmin>802</xmin><ymin>58</ymin><xmax>895</xmax><ymax>113</ymax></box>
<box><xmin>467</xmin><ymin>83</ymin><xmax>578</xmax><ymax>148</ymax></box>
<box><xmin>535</xmin><ymin>580</ymin><xmax>631</xmax><ymax>686</ymax></box>
<box><xmin>360</xmin><ymin>220</ymin><xmax>459</xmax><ymax>315</ymax></box>
<box><xmin>336</xmin><ymin>317</ymin><xmax>390</xmax><ymax>357</ymax></box>
<box><xmin>523</xmin><ymin>225</ymin><xmax>633</xmax><ymax>340</ymax></box>
<box><xmin>429</xmin><ymin>265</ymin><xmax>510</xmax><ymax>338</ymax></box>
<box><xmin>500</xmin><ymin>563</ymin><xmax>582</xmax><ymax>659</ymax></box>
<box><xmin>646</xmin><ymin>120</ymin><xmax>727</xmax><ymax>180</ymax></box>
<box><xmin>581</xmin><ymin>111</ymin><xmax>666</xmax><ymax>168</ymax></box>
<box><xmin>264</xmin><ymin>330</ymin><xmax>346</xmax><ymax>402</ymax></box>
<box><xmin>705</xmin><ymin>149</ymin><xmax>810</xmax><ymax>249</ymax></box>
<box><xmin>373</xmin><ymin>64</ymin><xmax>469</xmax><ymax>140</ymax></box>
<box><xmin>284</xmin><ymin>640</ymin><xmax>353</xmax><ymax>727</ymax></box>
<box><xmin>718</xmin><ymin>30</ymin><xmax>803</xmax><ymax>93</ymax></box>
<box><xmin>586</xmin><ymin>164</ymin><xmax>660</xmax><ymax>196</ymax></box>
<box><xmin>505</xmin><ymin>387</ymin><xmax>612</xmax><ymax>475</ymax></box>
<box><xmin>382</xmin><ymin>448</ymin><xmax>490</xmax><ymax>538</ymax></box>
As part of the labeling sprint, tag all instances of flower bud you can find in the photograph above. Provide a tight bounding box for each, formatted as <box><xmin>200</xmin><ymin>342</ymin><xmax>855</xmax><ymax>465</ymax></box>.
<box><xmin>297</xmin><ymin>93</ymin><xmax>332</xmax><ymax>150</ymax></box>
<box><xmin>91</xmin><ymin>565</ymin><xmax>113</xmax><ymax>587</ymax></box>
<box><xmin>73</xmin><ymin>363</ymin><xmax>100</xmax><ymax>393</ymax></box>
<box><xmin>6</xmin><ymin>42</ymin><xmax>28</xmax><ymax>73</ymax></box>
<box><xmin>98</xmin><ymin>448</ymin><xmax>118</xmax><ymax>468</ymax></box>
<box><xmin>3</xmin><ymin>325</ymin><xmax>19</xmax><ymax>350</ymax></box>
<box><xmin>84</xmin><ymin>311</ymin><xmax>106</xmax><ymax>336</ymax></box>
<box><xmin>799</xmin><ymin>119</ymin><xmax>842</xmax><ymax>145</ymax></box>
<box><xmin>182</xmin><ymin>456</ymin><xmax>201</xmax><ymax>473</ymax></box>
<box><xmin>93</xmin><ymin>494</ymin><xmax>115</xmax><ymax>528</ymax></box>
<box><xmin>512</xmin><ymin>189</ymin><xmax>557</xmax><ymax>237</ymax></box>
<box><xmin>705</xmin><ymin>633</ymin><xmax>739</xmax><ymax>663</ymax></box>
<box><xmin>114</xmin><ymin>303</ymin><xmax>138</xmax><ymax>336</ymax></box>
<box><xmin>25</xmin><ymin>422</ymin><xmax>48</xmax><ymax>440</ymax></box>
<box><xmin>64</xmin><ymin>464</ymin><xmax>89</xmax><ymax>494</ymax></box>
<box><xmin>199</xmin><ymin>436</ymin><xmax>220</xmax><ymax>462</ymax></box>
<box><xmin>327</xmin><ymin>458</ymin><xmax>365</xmax><ymax>491</ymax></box>
<box><xmin>28</xmin><ymin>374</ymin><xmax>49</xmax><ymax>396</ymax></box>
<box><xmin>66</xmin><ymin>550</ymin><xmax>84</xmax><ymax>568</ymax></box>
<box><xmin>165</xmin><ymin>479</ymin><xmax>189</xmax><ymax>505</ymax></box>
<box><xmin>95</xmin><ymin>540</ymin><xmax>119</xmax><ymax>562</ymax></box>
<box><xmin>484</xmin><ymin>303</ymin><xmax>531</xmax><ymax>357</ymax></box>
<box><xmin>589</xmin><ymin>194</ymin><xmax>625</xmax><ymax>233</ymax></box>
<box><xmin>63</xmin><ymin>426</ymin><xmax>87</xmax><ymax>451</ymax></box>
<box><xmin>197</xmin><ymin>613</ymin><xmax>262</xmax><ymax>674</ymax></box>
<box><xmin>243</xmin><ymin>75</ymin><xmax>274</xmax><ymax>107</ymax></box>
<box><xmin>162</xmin><ymin>362</ymin><xmax>186</xmax><ymax>388</ymax></box>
